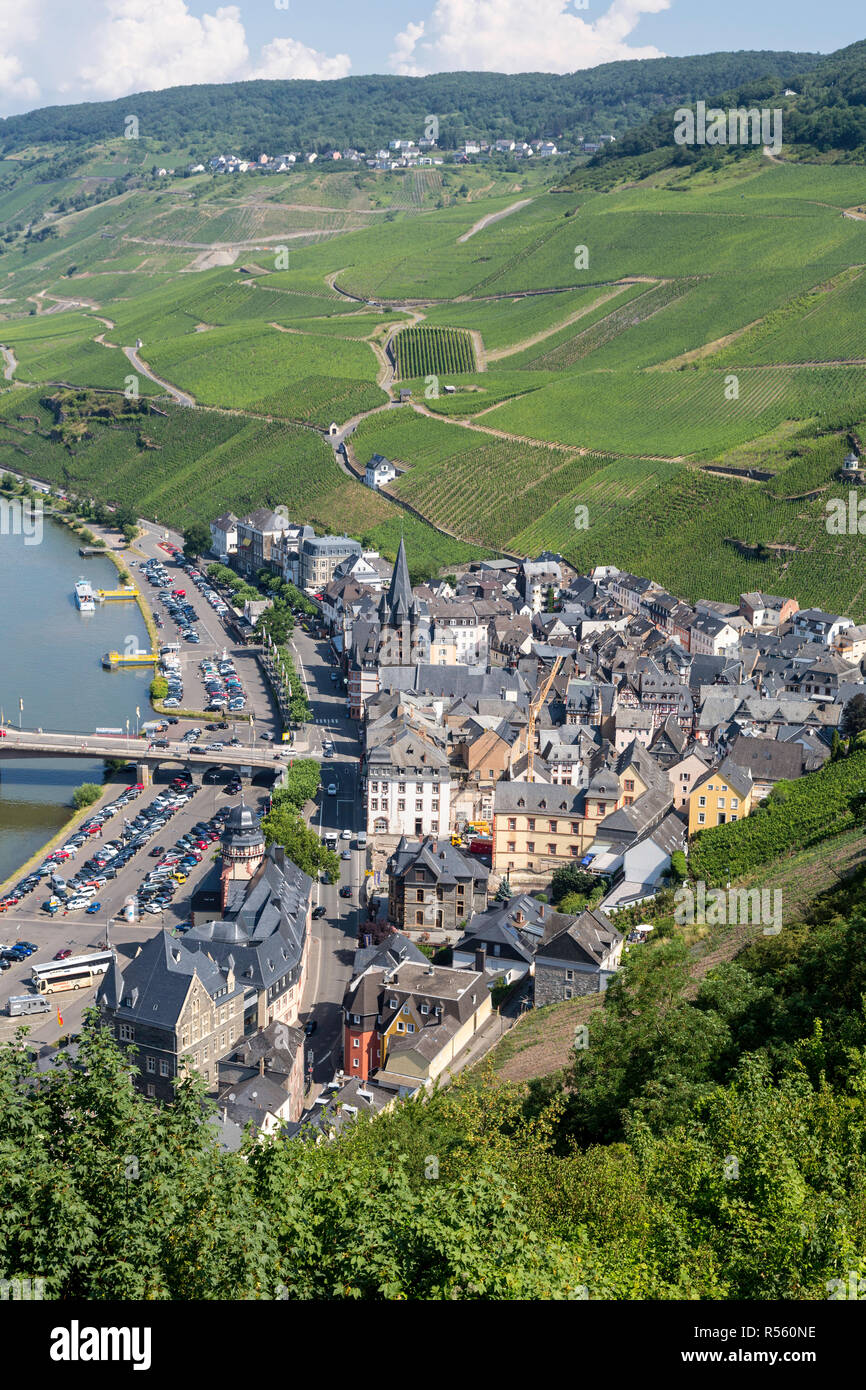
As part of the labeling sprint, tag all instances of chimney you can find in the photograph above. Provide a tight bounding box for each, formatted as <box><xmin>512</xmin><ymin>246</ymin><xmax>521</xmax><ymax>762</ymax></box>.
<box><xmin>474</xmin><ymin>945</ymin><xmax>486</xmax><ymax>973</ymax></box>
<box><xmin>259</xmin><ymin>1055</ymin><xmax>265</xmax><ymax>1076</ymax></box>
<box><xmin>538</xmin><ymin>903</ymin><xmax>545</xmax><ymax>919</ymax></box>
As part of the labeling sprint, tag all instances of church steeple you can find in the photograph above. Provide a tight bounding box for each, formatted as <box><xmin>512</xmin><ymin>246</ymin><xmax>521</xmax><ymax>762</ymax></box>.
<box><xmin>386</xmin><ymin>536</ymin><xmax>412</xmax><ymax>624</ymax></box>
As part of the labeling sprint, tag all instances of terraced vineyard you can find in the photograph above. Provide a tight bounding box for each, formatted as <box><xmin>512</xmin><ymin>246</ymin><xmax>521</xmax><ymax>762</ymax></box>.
<box><xmin>4</xmin><ymin>143</ymin><xmax>866</xmax><ymax>605</ymax></box>
<box><xmin>394</xmin><ymin>326</ymin><xmax>477</xmax><ymax>380</ymax></box>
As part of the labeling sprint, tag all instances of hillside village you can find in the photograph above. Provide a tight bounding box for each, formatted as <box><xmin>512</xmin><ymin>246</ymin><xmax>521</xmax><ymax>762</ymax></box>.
<box><xmin>98</xmin><ymin>490</ymin><xmax>859</xmax><ymax>1142</ymax></box>
<box><xmin>159</xmin><ymin>133</ymin><xmax>610</xmax><ymax>178</ymax></box>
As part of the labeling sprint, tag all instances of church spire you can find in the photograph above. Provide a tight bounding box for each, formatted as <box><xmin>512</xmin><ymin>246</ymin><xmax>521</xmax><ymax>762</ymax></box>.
<box><xmin>386</xmin><ymin>536</ymin><xmax>412</xmax><ymax>622</ymax></box>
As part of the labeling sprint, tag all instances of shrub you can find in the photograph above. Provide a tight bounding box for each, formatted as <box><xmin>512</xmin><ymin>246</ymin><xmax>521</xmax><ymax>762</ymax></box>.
<box><xmin>72</xmin><ymin>782</ymin><xmax>102</xmax><ymax>810</ymax></box>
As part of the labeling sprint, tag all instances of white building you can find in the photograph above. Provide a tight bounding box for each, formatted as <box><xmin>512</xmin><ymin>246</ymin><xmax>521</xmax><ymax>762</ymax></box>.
<box><xmin>364</xmin><ymin>454</ymin><xmax>397</xmax><ymax>490</ymax></box>
<box><xmin>209</xmin><ymin>511</ymin><xmax>239</xmax><ymax>562</ymax></box>
<box><xmin>365</xmin><ymin>723</ymin><xmax>451</xmax><ymax>842</ymax></box>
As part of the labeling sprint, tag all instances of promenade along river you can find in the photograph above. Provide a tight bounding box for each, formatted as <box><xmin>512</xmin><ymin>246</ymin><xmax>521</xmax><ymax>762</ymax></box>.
<box><xmin>0</xmin><ymin>517</ymin><xmax>151</xmax><ymax>883</ymax></box>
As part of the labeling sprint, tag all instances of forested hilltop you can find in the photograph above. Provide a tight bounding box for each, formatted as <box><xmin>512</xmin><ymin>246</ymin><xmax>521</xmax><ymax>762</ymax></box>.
<box><xmin>0</xmin><ymin>52</ymin><xmax>823</xmax><ymax>157</ymax></box>
<box><xmin>593</xmin><ymin>36</ymin><xmax>866</xmax><ymax>165</ymax></box>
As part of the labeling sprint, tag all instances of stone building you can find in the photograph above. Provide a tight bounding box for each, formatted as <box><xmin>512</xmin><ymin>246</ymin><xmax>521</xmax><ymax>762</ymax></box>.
<box><xmin>533</xmin><ymin>907</ymin><xmax>623</xmax><ymax>1005</ymax></box>
<box><xmin>97</xmin><ymin>804</ymin><xmax>312</xmax><ymax>1101</ymax></box>
<box><xmin>386</xmin><ymin>836</ymin><xmax>489</xmax><ymax>932</ymax></box>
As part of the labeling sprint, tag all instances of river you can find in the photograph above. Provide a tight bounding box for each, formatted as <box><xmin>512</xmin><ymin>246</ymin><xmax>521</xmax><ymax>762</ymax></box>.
<box><xmin>0</xmin><ymin>516</ymin><xmax>151</xmax><ymax>883</ymax></box>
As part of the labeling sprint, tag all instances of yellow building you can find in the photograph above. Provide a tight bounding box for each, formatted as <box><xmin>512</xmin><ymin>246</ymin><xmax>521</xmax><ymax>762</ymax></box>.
<box><xmin>687</xmin><ymin>759</ymin><xmax>754</xmax><ymax>836</ymax></box>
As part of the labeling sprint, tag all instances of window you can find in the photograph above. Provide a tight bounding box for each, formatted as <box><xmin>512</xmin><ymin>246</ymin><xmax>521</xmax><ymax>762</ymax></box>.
<box><xmin>548</xmin><ymin>843</ymin><xmax>556</xmax><ymax>855</ymax></box>
<box><xmin>407</xmin><ymin>1023</ymin><xmax>415</xmax><ymax>1034</ymax></box>
<box><xmin>402</xmin><ymin>1004</ymin><xmax>410</xmax><ymax>1015</ymax></box>
<box><xmin>147</xmin><ymin>1084</ymin><xmax>156</xmax><ymax>1098</ymax></box>
<box><xmin>507</xmin><ymin>841</ymin><xmax>516</xmax><ymax>853</ymax></box>
<box><xmin>526</xmin><ymin>841</ymin><xmax>535</xmax><ymax>853</ymax></box>
<box><xmin>508</xmin><ymin>818</ymin><xmax>517</xmax><ymax>831</ymax></box>
<box><xmin>564</xmin><ymin>988</ymin><xmax>573</xmax><ymax>1000</ymax></box>
<box><xmin>420</xmin><ymin>1004</ymin><xmax>429</xmax><ymax>1015</ymax></box>
<box><xmin>352</xmin><ymin>1058</ymin><xmax>359</xmax><ymax>1068</ymax></box>
<box><xmin>146</xmin><ymin>1056</ymin><xmax>156</xmax><ymax>1073</ymax></box>
<box><xmin>220</xmin><ymin>1032</ymin><xmax>226</xmax><ymax>1049</ymax></box>
<box><xmin>570</xmin><ymin>846</ymin><xmax>580</xmax><ymax>857</ymax></box>
<box><xmin>396</xmin><ymin>1021</ymin><xmax>405</xmax><ymax>1032</ymax></box>
<box><xmin>160</xmin><ymin>1060</ymin><xmax>170</xmax><ymax>1077</ymax></box>
<box><xmin>353</xmin><ymin>1014</ymin><xmax>361</xmax><ymax>1025</ymax></box>
<box><xmin>527</xmin><ymin>818</ymin><xmax>535</xmax><ymax>831</ymax></box>
<box><xmin>416</xmin><ymin>888</ymin><xmax>424</xmax><ymax>902</ymax></box>
<box><xmin>371</xmin><ymin>799</ymin><xmax>378</xmax><ymax>811</ymax></box>
<box><xmin>398</xmin><ymin>782</ymin><xmax>406</xmax><ymax>793</ymax></box>
<box><xmin>731</xmin><ymin>814</ymin><xmax>738</xmax><ymax>822</ymax></box>
<box><xmin>388</xmin><ymin>997</ymin><xmax>398</xmax><ymax>1010</ymax></box>
<box><xmin>698</xmin><ymin>813</ymin><xmax>706</xmax><ymax>825</ymax></box>
<box><xmin>398</xmin><ymin>800</ymin><xmax>405</xmax><ymax>812</ymax></box>
<box><xmin>731</xmin><ymin>798</ymin><xmax>739</xmax><ymax>809</ymax></box>
<box><xmin>415</xmin><ymin>910</ymin><xmax>424</xmax><ymax>925</ymax></box>
<box><xmin>571</xmin><ymin>822</ymin><xmax>580</xmax><ymax>833</ymax></box>
<box><xmin>353</xmin><ymin>1038</ymin><xmax>359</xmax><ymax>1048</ymax></box>
<box><xmin>119</xmin><ymin>1024</ymin><xmax>134</xmax><ymax>1043</ymax></box>
<box><xmin>597</xmin><ymin>804</ymin><xmax>606</xmax><ymax>816</ymax></box>
<box><xmin>717</xmin><ymin>798</ymin><xmax>725</xmax><ymax>808</ymax></box>
<box><xmin>698</xmin><ymin>795</ymin><xmax>706</xmax><ymax>807</ymax></box>
<box><xmin>624</xmin><ymin>779</ymin><xmax>634</xmax><ymax>792</ymax></box>
<box><xmin>548</xmin><ymin>820</ymin><xmax>557</xmax><ymax>833</ymax></box>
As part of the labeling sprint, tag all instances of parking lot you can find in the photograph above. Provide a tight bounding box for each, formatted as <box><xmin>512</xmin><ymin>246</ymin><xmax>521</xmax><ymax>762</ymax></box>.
<box><xmin>133</xmin><ymin>547</ymin><xmax>278</xmax><ymax>728</ymax></box>
<box><xmin>0</xmin><ymin>768</ymin><xmax>272</xmax><ymax>1045</ymax></box>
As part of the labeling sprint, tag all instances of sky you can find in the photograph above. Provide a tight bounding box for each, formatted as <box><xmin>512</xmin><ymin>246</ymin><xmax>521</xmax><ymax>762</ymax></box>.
<box><xmin>0</xmin><ymin>0</ymin><xmax>863</xmax><ymax>117</ymax></box>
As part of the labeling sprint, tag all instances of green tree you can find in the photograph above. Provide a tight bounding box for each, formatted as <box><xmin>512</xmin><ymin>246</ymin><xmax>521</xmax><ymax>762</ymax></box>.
<box><xmin>549</xmin><ymin>864</ymin><xmax>596</xmax><ymax>904</ymax></box>
<box><xmin>150</xmin><ymin>675</ymin><xmax>168</xmax><ymax>701</ymax></box>
<box><xmin>841</xmin><ymin>693</ymin><xmax>866</xmax><ymax>739</ymax></box>
<box><xmin>72</xmin><ymin>782</ymin><xmax>102</xmax><ymax>809</ymax></box>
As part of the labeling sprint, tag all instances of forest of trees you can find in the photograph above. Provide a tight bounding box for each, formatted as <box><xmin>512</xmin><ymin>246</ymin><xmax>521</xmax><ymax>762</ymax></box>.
<box><xmin>592</xmin><ymin>37</ymin><xmax>866</xmax><ymax>166</ymax></box>
<box><xmin>0</xmin><ymin>52</ymin><xmax>825</xmax><ymax>158</ymax></box>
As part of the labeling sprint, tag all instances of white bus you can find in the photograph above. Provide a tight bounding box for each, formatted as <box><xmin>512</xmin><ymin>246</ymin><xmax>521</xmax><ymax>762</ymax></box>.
<box><xmin>31</xmin><ymin>949</ymin><xmax>115</xmax><ymax>995</ymax></box>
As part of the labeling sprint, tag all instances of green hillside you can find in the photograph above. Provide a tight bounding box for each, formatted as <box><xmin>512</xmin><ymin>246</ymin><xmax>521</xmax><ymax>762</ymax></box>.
<box><xmin>2</xmin><ymin>44</ymin><xmax>866</xmax><ymax>605</ymax></box>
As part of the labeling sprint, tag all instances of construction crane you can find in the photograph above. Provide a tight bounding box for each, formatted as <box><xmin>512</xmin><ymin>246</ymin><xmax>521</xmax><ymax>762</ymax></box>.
<box><xmin>511</xmin><ymin>652</ymin><xmax>564</xmax><ymax>781</ymax></box>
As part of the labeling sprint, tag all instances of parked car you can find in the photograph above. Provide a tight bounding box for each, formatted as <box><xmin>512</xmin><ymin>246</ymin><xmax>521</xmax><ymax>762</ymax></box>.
<box><xmin>312</xmin><ymin>905</ymin><xmax>327</xmax><ymax>919</ymax></box>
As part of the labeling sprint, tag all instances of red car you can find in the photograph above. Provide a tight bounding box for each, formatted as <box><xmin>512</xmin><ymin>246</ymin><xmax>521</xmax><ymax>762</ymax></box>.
<box><xmin>54</xmin><ymin>949</ymin><xmax>71</xmax><ymax>961</ymax></box>
<box><xmin>0</xmin><ymin>728</ymin><xmax>7</xmax><ymax>738</ymax></box>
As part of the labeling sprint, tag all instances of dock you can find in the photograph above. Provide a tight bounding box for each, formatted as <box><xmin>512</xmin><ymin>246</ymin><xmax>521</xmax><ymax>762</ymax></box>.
<box><xmin>96</xmin><ymin>585</ymin><xmax>138</xmax><ymax>602</ymax></box>
<box><xmin>102</xmin><ymin>650</ymin><xmax>158</xmax><ymax>668</ymax></box>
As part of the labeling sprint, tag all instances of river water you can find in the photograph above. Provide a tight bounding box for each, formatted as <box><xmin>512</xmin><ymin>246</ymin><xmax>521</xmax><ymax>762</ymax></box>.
<box><xmin>0</xmin><ymin>516</ymin><xmax>151</xmax><ymax>883</ymax></box>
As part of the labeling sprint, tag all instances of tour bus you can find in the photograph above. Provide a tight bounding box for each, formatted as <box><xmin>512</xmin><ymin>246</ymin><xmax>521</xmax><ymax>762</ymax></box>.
<box><xmin>30</xmin><ymin>949</ymin><xmax>115</xmax><ymax>995</ymax></box>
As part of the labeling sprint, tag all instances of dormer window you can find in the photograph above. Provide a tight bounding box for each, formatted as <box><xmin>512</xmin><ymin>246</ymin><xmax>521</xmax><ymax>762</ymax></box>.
<box><xmin>420</xmin><ymin>1004</ymin><xmax>429</xmax><ymax>1015</ymax></box>
<box><xmin>388</xmin><ymin>997</ymin><xmax>398</xmax><ymax>1009</ymax></box>
<box><xmin>402</xmin><ymin>1004</ymin><xmax>410</xmax><ymax>1015</ymax></box>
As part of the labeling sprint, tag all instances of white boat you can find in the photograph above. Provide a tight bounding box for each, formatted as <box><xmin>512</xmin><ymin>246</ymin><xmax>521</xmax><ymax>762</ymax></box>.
<box><xmin>75</xmin><ymin>578</ymin><xmax>95</xmax><ymax>613</ymax></box>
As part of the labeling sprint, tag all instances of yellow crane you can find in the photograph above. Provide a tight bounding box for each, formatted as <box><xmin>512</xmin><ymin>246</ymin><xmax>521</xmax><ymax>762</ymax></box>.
<box><xmin>511</xmin><ymin>653</ymin><xmax>565</xmax><ymax>781</ymax></box>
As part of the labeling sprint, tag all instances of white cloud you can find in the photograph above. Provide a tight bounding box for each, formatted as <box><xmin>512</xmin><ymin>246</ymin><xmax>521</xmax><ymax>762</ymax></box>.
<box><xmin>251</xmin><ymin>37</ymin><xmax>351</xmax><ymax>82</ymax></box>
<box><xmin>0</xmin><ymin>0</ymin><xmax>41</xmax><ymax>104</ymax></box>
<box><xmin>389</xmin><ymin>21</ymin><xmax>427</xmax><ymax>78</ymax></box>
<box><xmin>0</xmin><ymin>0</ymin><xmax>353</xmax><ymax>114</ymax></box>
<box><xmin>390</xmin><ymin>0</ymin><xmax>670</xmax><ymax>77</ymax></box>
<box><xmin>78</xmin><ymin>0</ymin><xmax>249</xmax><ymax>99</ymax></box>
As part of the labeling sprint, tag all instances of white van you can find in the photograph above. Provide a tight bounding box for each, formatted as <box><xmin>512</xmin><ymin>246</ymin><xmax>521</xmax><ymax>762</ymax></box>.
<box><xmin>357</xmin><ymin>831</ymin><xmax>367</xmax><ymax>849</ymax></box>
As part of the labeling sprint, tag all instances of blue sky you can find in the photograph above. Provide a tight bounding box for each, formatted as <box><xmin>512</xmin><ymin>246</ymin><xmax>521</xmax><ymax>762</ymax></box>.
<box><xmin>0</xmin><ymin>0</ymin><xmax>863</xmax><ymax>117</ymax></box>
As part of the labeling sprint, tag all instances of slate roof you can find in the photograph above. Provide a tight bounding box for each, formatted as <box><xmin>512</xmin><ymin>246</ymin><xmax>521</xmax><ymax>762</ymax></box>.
<box><xmin>387</xmin><ymin>836</ymin><xmax>490</xmax><ymax>888</ymax></box>
<box><xmin>538</xmin><ymin>907</ymin><xmax>622</xmax><ymax>966</ymax></box>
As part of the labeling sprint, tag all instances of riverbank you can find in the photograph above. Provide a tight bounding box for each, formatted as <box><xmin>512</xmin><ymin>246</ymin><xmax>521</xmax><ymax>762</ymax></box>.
<box><xmin>0</xmin><ymin>776</ymin><xmax>124</xmax><ymax>899</ymax></box>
